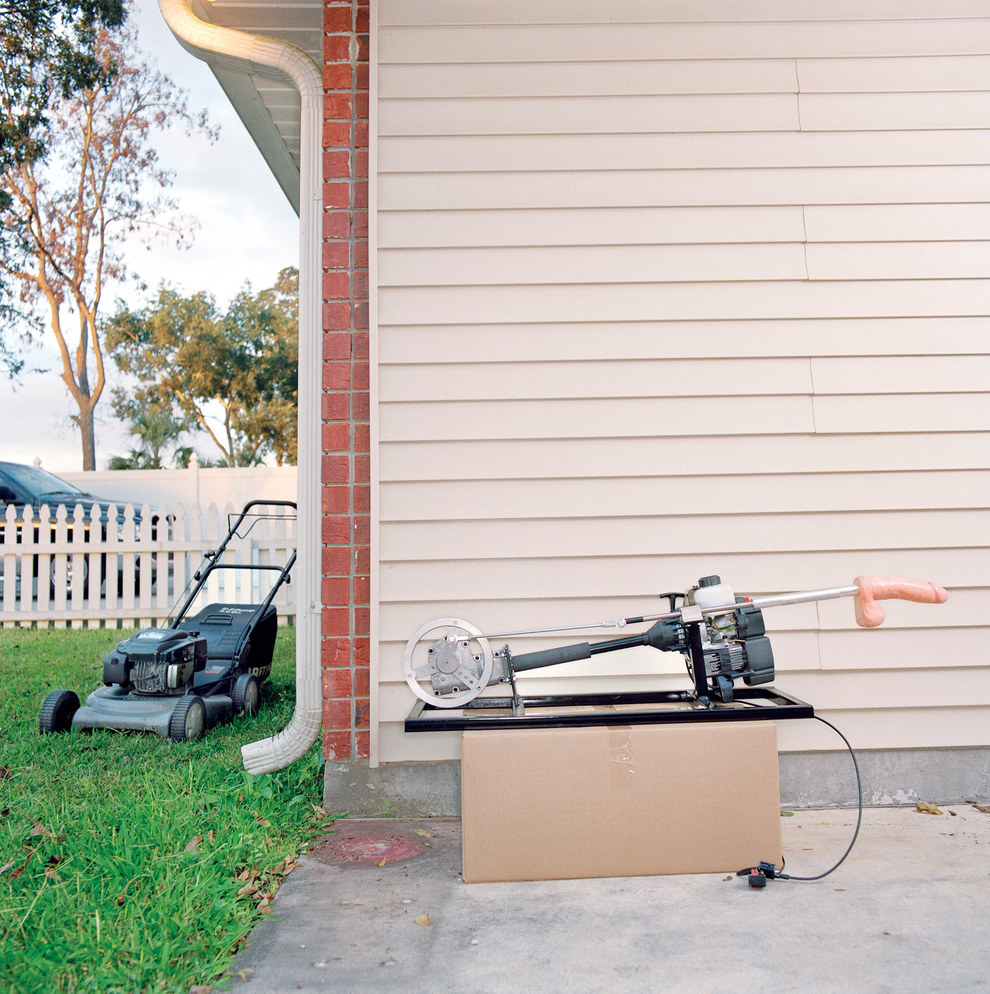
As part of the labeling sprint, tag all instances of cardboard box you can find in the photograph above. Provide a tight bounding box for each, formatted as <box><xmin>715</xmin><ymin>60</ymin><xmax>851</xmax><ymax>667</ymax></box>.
<box><xmin>461</xmin><ymin>720</ymin><xmax>781</xmax><ymax>883</ymax></box>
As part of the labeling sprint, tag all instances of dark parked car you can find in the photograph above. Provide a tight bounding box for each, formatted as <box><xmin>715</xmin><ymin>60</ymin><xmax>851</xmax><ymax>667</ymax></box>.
<box><xmin>0</xmin><ymin>461</ymin><xmax>144</xmax><ymax>599</ymax></box>
<box><xmin>0</xmin><ymin>461</ymin><xmax>133</xmax><ymax>527</ymax></box>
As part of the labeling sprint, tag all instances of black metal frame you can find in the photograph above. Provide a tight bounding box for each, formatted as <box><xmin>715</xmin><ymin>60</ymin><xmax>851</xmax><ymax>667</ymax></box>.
<box><xmin>404</xmin><ymin>686</ymin><xmax>813</xmax><ymax>732</ymax></box>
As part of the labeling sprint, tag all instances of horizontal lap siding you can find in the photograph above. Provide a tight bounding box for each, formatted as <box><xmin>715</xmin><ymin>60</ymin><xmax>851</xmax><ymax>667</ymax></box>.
<box><xmin>374</xmin><ymin>1</ymin><xmax>990</xmax><ymax>762</ymax></box>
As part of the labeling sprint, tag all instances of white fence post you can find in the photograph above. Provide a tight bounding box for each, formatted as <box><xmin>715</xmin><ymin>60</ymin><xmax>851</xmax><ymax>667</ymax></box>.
<box><xmin>190</xmin><ymin>452</ymin><xmax>200</xmax><ymax>508</ymax></box>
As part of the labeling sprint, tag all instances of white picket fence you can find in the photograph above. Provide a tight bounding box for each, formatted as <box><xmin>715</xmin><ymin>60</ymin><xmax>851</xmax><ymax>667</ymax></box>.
<box><xmin>0</xmin><ymin>502</ymin><xmax>297</xmax><ymax>629</ymax></box>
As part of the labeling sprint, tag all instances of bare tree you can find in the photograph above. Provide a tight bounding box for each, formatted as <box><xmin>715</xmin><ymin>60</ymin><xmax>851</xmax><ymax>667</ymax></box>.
<box><xmin>0</xmin><ymin>0</ymin><xmax>126</xmax><ymax>376</ymax></box>
<box><xmin>0</xmin><ymin>23</ymin><xmax>215</xmax><ymax>468</ymax></box>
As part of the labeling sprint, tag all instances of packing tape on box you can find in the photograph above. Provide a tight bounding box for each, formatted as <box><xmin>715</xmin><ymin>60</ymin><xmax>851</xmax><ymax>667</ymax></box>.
<box><xmin>608</xmin><ymin>725</ymin><xmax>635</xmax><ymax>790</ymax></box>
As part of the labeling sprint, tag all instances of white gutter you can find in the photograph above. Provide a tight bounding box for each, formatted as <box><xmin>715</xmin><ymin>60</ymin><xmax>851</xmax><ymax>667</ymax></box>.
<box><xmin>159</xmin><ymin>0</ymin><xmax>323</xmax><ymax>773</ymax></box>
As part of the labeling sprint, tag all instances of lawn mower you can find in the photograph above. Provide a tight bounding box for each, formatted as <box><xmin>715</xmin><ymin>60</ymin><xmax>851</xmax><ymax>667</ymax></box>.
<box><xmin>39</xmin><ymin>500</ymin><xmax>296</xmax><ymax>742</ymax></box>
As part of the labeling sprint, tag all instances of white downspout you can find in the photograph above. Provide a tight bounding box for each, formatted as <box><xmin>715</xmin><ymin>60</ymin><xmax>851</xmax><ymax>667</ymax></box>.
<box><xmin>158</xmin><ymin>0</ymin><xmax>323</xmax><ymax>773</ymax></box>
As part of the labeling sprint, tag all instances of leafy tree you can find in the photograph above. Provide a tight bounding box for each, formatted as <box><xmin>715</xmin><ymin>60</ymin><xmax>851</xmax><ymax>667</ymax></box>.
<box><xmin>107</xmin><ymin>389</ymin><xmax>193</xmax><ymax>469</ymax></box>
<box><xmin>106</xmin><ymin>267</ymin><xmax>299</xmax><ymax>467</ymax></box>
<box><xmin>0</xmin><ymin>0</ymin><xmax>126</xmax><ymax>170</ymax></box>
<box><xmin>0</xmin><ymin>23</ymin><xmax>215</xmax><ymax>468</ymax></box>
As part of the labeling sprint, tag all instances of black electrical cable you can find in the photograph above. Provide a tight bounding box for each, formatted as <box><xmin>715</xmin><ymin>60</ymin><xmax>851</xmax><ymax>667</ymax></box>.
<box><xmin>776</xmin><ymin>714</ymin><xmax>863</xmax><ymax>881</ymax></box>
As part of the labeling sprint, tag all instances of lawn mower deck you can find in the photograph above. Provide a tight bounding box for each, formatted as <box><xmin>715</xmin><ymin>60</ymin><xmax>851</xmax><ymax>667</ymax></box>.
<box><xmin>39</xmin><ymin>501</ymin><xmax>295</xmax><ymax>742</ymax></box>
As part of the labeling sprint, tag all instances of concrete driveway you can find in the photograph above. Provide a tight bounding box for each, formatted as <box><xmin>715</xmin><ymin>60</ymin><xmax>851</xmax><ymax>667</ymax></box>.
<box><xmin>219</xmin><ymin>804</ymin><xmax>990</xmax><ymax>993</ymax></box>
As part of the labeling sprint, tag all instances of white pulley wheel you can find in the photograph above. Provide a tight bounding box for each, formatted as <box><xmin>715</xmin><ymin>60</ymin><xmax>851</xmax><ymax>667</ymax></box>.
<box><xmin>403</xmin><ymin>617</ymin><xmax>493</xmax><ymax>708</ymax></box>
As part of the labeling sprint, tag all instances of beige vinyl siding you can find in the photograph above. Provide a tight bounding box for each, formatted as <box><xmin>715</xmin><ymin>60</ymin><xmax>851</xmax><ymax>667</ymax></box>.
<box><xmin>373</xmin><ymin>0</ymin><xmax>990</xmax><ymax>764</ymax></box>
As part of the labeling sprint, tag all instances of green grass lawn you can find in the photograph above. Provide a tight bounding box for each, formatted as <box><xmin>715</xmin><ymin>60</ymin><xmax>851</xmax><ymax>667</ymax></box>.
<box><xmin>0</xmin><ymin>625</ymin><xmax>338</xmax><ymax>994</ymax></box>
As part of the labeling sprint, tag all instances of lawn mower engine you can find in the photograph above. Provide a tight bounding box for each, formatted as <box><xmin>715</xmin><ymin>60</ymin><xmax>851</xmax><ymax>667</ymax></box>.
<box><xmin>102</xmin><ymin>629</ymin><xmax>208</xmax><ymax>696</ymax></box>
<box><xmin>685</xmin><ymin>577</ymin><xmax>775</xmax><ymax>702</ymax></box>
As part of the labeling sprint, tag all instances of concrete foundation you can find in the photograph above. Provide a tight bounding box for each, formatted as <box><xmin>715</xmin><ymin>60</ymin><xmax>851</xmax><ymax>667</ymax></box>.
<box><xmin>779</xmin><ymin>746</ymin><xmax>990</xmax><ymax>808</ymax></box>
<box><xmin>323</xmin><ymin>758</ymin><xmax>461</xmax><ymax>818</ymax></box>
<box><xmin>324</xmin><ymin>748</ymin><xmax>990</xmax><ymax>818</ymax></box>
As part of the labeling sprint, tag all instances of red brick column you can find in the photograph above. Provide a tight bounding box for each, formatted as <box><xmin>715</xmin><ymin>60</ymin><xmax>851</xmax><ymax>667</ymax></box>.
<box><xmin>321</xmin><ymin>0</ymin><xmax>370</xmax><ymax>761</ymax></box>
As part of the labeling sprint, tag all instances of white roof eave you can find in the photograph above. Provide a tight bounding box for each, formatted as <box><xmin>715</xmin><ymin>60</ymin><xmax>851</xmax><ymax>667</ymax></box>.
<box><xmin>180</xmin><ymin>0</ymin><xmax>324</xmax><ymax>214</ymax></box>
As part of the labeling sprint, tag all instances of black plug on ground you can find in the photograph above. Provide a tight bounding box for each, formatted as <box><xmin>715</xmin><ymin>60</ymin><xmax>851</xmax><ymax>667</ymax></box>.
<box><xmin>736</xmin><ymin>861</ymin><xmax>780</xmax><ymax>888</ymax></box>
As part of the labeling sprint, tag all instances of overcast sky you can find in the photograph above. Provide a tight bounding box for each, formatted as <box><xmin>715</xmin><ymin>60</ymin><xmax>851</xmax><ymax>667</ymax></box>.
<box><xmin>0</xmin><ymin>0</ymin><xmax>299</xmax><ymax>473</ymax></box>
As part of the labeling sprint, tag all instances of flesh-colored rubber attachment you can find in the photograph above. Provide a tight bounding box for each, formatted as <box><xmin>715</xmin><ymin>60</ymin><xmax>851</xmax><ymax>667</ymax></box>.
<box><xmin>853</xmin><ymin>576</ymin><xmax>949</xmax><ymax>628</ymax></box>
